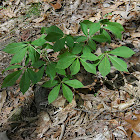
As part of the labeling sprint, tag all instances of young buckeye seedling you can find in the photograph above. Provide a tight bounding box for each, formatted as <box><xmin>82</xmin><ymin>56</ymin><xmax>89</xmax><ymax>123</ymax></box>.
<box><xmin>1</xmin><ymin>19</ymin><xmax>135</xmax><ymax>103</ymax></box>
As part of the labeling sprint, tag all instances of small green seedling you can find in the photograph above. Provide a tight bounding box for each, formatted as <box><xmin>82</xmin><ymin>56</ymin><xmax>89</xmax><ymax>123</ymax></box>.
<box><xmin>1</xmin><ymin>19</ymin><xmax>135</xmax><ymax>103</ymax></box>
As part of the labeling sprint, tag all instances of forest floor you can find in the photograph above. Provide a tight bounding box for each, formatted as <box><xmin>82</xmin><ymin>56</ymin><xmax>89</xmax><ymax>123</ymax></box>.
<box><xmin>0</xmin><ymin>0</ymin><xmax>140</xmax><ymax>140</ymax></box>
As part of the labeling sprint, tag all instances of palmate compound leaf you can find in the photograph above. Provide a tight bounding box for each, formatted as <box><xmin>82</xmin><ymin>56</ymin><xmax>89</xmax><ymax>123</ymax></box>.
<box><xmin>109</xmin><ymin>46</ymin><xmax>135</xmax><ymax>58</ymax></box>
<box><xmin>3</xmin><ymin>42</ymin><xmax>27</xmax><ymax>54</ymax></box>
<box><xmin>10</xmin><ymin>47</ymin><xmax>28</xmax><ymax>64</ymax></box>
<box><xmin>108</xmin><ymin>55</ymin><xmax>128</xmax><ymax>72</ymax></box>
<box><xmin>20</xmin><ymin>71</ymin><xmax>31</xmax><ymax>94</ymax></box>
<box><xmin>1</xmin><ymin>70</ymin><xmax>23</xmax><ymax>88</ymax></box>
<box><xmin>62</xmin><ymin>83</ymin><xmax>73</xmax><ymax>103</ymax></box>
<box><xmin>64</xmin><ymin>79</ymin><xmax>84</xmax><ymax>88</ymax></box>
<box><xmin>80</xmin><ymin>58</ymin><xmax>96</xmax><ymax>74</ymax></box>
<box><xmin>56</xmin><ymin>53</ymin><xmax>76</xmax><ymax>69</ymax></box>
<box><xmin>70</xmin><ymin>58</ymin><xmax>80</xmax><ymax>75</ymax></box>
<box><xmin>98</xmin><ymin>55</ymin><xmax>110</xmax><ymax>77</ymax></box>
<box><xmin>48</xmin><ymin>84</ymin><xmax>60</xmax><ymax>104</ymax></box>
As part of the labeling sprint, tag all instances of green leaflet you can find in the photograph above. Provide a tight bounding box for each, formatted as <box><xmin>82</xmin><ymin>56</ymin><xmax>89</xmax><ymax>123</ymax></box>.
<box><xmin>27</xmin><ymin>68</ymin><xmax>38</xmax><ymax>84</ymax></box>
<box><xmin>1</xmin><ymin>70</ymin><xmax>22</xmax><ymax>88</ymax></box>
<box><xmin>70</xmin><ymin>58</ymin><xmax>80</xmax><ymax>75</ymax></box>
<box><xmin>101</xmin><ymin>29</ymin><xmax>111</xmax><ymax>43</ymax></box>
<box><xmin>81</xmin><ymin>53</ymin><xmax>98</xmax><ymax>61</ymax></box>
<box><xmin>89</xmin><ymin>22</ymin><xmax>101</xmax><ymax>36</ymax></box>
<box><xmin>53</xmin><ymin>38</ymin><xmax>65</xmax><ymax>52</ymax></box>
<box><xmin>31</xmin><ymin>35</ymin><xmax>46</xmax><ymax>46</ymax></box>
<box><xmin>72</xmin><ymin>43</ymin><xmax>83</xmax><ymax>54</ymax></box>
<box><xmin>98</xmin><ymin>55</ymin><xmax>110</xmax><ymax>77</ymax></box>
<box><xmin>46</xmin><ymin>63</ymin><xmax>56</xmax><ymax>81</ymax></box>
<box><xmin>48</xmin><ymin>84</ymin><xmax>60</xmax><ymax>104</ymax></box>
<box><xmin>66</xmin><ymin>36</ymin><xmax>74</xmax><ymax>48</ymax></box>
<box><xmin>42</xmin><ymin>80</ymin><xmax>59</xmax><ymax>88</ymax></box>
<box><xmin>36</xmin><ymin>66</ymin><xmax>45</xmax><ymax>82</ymax></box>
<box><xmin>62</xmin><ymin>84</ymin><xmax>73</xmax><ymax>103</ymax></box>
<box><xmin>80</xmin><ymin>22</ymin><xmax>88</xmax><ymax>36</ymax></box>
<box><xmin>108</xmin><ymin>55</ymin><xmax>128</xmax><ymax>72</ymax></box>
<box><xmin>88</xmin><ymin>39</ymin><xmax>96</xmax><ymax>50</ymax></box>
<box><xmin>3</xmin><ymin>42</ymin><xmax>27</xmax><ymax>54</ymax></box>
<box><xmin>10</xmin><ymin>47</ymin><xmax>28</xmax><ymax>64</ymax></box>
<box><xmin>20</xmin><ymin>71</ymin><xmax>31</xmax><ymax>94</ymax></box>
<box><xmin>76</xmin><ymin>36</ymin><xmax>87</xmax><ymax>42</ymax></box>
<box><xmin>64</xmin><ymin>79</ymin><xmax>84</xmax><ymax>88</ymax></box>
<box><xmin>28</xmin><ymin>46</ymin><xmax>40</xmax><ymax>64</ymax></box>
<box><xmin>80</xmin><ymin>58</ymin><xmax>96</xmax><ymax>74</ymax></box>
<box><xmin>109</xmin><ymin>46</ymin><xmax>135</xmax><ymax>58</ymax></box>
<box><xmin>32</xmin><ymin>60</ymin><xmax>46</xmax><ymax>68</ymax></box>
<box><xmin>56</xmin><ymin>53</ymin><xmax>76</xmax><ymax>69</ymax></box>
<box><xmin>92</xmin><ymin>34</ymin><xmax>108</xmax><ymax>43</ymax></box>
<box><xmin>45</xmin><ymin>32</ymin><xmax>63</xmax><ymax>42</ymax></box>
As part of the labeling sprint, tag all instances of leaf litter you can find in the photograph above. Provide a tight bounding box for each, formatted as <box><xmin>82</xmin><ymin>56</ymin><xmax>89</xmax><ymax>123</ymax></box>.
<box><xmin>0</xmin><ymin>0</ymin><xmax>140</xmax><ymax>139</ymax></box>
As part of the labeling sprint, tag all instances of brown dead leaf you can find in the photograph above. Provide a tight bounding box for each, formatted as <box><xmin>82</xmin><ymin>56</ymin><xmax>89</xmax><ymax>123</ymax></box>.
<box><xmin>50</xmin><ymin>0</ymin><xmax>61</xmax><ymax>10</ymax></box>
<box><xmin>0</xmin><ymin>90</ymin><xmax>7</xmax><ymax>113</ymax></box>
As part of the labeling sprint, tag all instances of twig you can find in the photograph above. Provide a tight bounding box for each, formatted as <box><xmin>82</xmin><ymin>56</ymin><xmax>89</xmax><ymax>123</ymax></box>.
<box><xmin>59</xmin><ymin>124</ymin><xmax>65</xmax><ymax>140</ymax></box>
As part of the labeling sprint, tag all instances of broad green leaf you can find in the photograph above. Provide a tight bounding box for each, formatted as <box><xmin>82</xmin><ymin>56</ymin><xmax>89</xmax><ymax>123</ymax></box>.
<box><xmin>42</xmin><ymin>80</ymin><xmax>59</xmax><ymax>88</ymax></box>
<box><xmin>45</xmin><ymin>32</ymin><xmax>63</xmax><ymax>42</ymax></box>
<box><xmin>45</xmin><ymin>25</ymin><xmax>64</xmax><ymax>35</ymax></box>
<box><xmin>98</xmin><ymin>55</ymin><xmax>110</xmax><ymax>77</ymax></box>
<box><xmin>89</xmin><ymin>22</ymin><xmax>101</xmax><ymax>36</ymax></box>
<box><xmin>3</xmin><ymin>65</ymin><xmax>23</xmax><ymax>72</ymax></box>
<box><xmin>36</xmin><ymin>66</ymin><xmax>45</xmax><ymax>82</ymax></box>
<box><xmin>76</xmin><ymin>36</ymin><xmax>87</xmax><ymax>42</ymax></box>
<box><xmin>94</xmin><ymin>54</ymin><xmax>105</xmax><ymax>66</ymax></box>
<box><xmin>62</xmin><ymin>84</ymin><xmax>73</xmax><ymax>103</ymax></box>
<box><xmin>88</xmin><ymin>39</ymin><xmax>96</xmax><ymax>50</ymax></box>
<box><xmin>28</xmin><ymin>46</ymin><xmax>40</xmax><ymax>64</ymax></box>
<box><xmin>92</xmin><ymin>34</ymin><xmax>108</xmax><ymax>43</ymax></box>
<box><xmin>48</xmin><ymin>84</ymin><xmax>60</xmax><ymax>104</ymax></box>
<box><xmin>66</xmin><ymin>36</ymin><xmax>74</xmax><ymax>48</ymax></box>
<box><xmin>46</xmin><ymin>63</ymin><xmax>56</xmax><ymax>81</ymax></box>
<box><xmin>82</xmin><ymin>46</ymin><xmax>92</xmax><ymax>54</ymax></box>
<box><xmin>99</xmin><ymin>19</ymin><xmax>109</xmax><ymax>24</ymax></box>
<box><xmin>25</xmin><ymin>54</ymin><xmax>29</xmax><ymax>66</ymax></box>
<box><xmin>56</xmin><ymin>68</ymin><xmax>66</xmax><ymax>75</ymax></box>
<box><xmin>80</xmin><ymin>58</ymin><xmax>96</xmax><ymax>74</ymax></box>
<box><xmin>20</xmin><ymin>71</ymin><xmax>31</xmax><ymax>94</ymax></box>
<box><xmin>10</xmin><ymin>47</ymin><xmax>27</xmax><ymax>64</ymax></box>
<box><xmin>31</xmin><ymin>35</ymin><xmax>46</xmax><ymax>46</ymax></box>
<box><xmin>70</xmin><ymin>59</ymin><xmax>80</xmax><ymax>75</ymax></box>
<box><xmin>108</xmin><ymin>55</ymin><xmax>128</xmax><ymax>72</ymax></box>
<box><xmin>56</xmin><ymin>54</ymin><xmax>76</xmax><ymax>69</ymax></box>
<box><xmin>27</xmin><ymin>68</ymin><xmax>38</xmax><ymax>84</ymax></box>
<box><xmin>81</xmin><ymin>53</ymin><xmax>98</xmax><ymax>61</ymax></box>
<box><xmin>42</xmin><ymin>43</ymin><xmax>53</xmax><ymax>49</ymax></box>
<box><xmin>109</xmin><ymin>46</ymin><xmax>135</xmax><ymax>58</ymax></box>
<box><xmin>72</xmin><ymin>43</ymin><xmax>82</xmax><ymax>54</ymax></box>
<box><xmin>81</xmin><ymin>20</ymin><xmax>93</xmax><ymax>28</ymax></box>
<box><xmin>64</xmin><ymin>79</ymin><xmax>84</xmax><ymax>88</ymax></box>
<box><xmin>80</xmin><ymin>22</ymin><xmax>88</xmax><ymax>36</ymax></box>
<box><xmin>101</xmin><ymin>29</ymin><xmax>111</xmax><ymax>43</ymax></box>
<box><xmin>32</xmin><ymin>60</ymin><xmax>46</xmax><ymax>68</ymax></box>
<box><xmin>105</xmin><ymin>22</ymin><xmax>124</xmax><ymax>31</ymax></box>
<box><xmin>1</xmin><ymin>70</ymin><xmax>22</xmax><ymax>88</ymax></box>
<box><xmin>53</xmin><ymin>38</ymin><xmax>65</xmax><ymax>52</ymax></box>
<box><xmin>3</xmin><ymin>42</ymin><xmax>27</xmax><ymax>54</ymax></box>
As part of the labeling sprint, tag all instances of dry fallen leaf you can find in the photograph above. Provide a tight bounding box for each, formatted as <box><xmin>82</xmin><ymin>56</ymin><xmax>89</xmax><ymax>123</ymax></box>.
<box><xmin>50</xmin><ymin>0</ymin><xmax>61</xmax><ymax>10</ymax></box>
<box><xmin>0</xmin><ymin>90</ymin><xmax>7</xmax><ymax>113</ymax></box>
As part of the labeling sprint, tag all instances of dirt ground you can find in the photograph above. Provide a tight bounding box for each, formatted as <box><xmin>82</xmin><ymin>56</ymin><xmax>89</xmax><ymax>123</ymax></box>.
<box><xmin>0</xmin><ymin>0</ymin><xmax>140</xmax><ymax>140</ymax></box>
